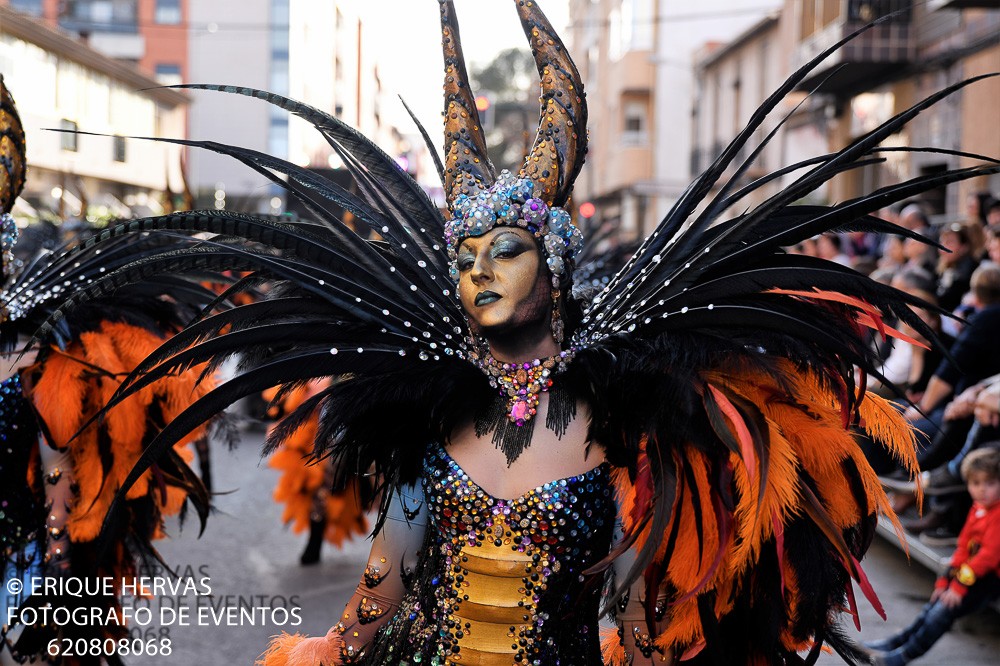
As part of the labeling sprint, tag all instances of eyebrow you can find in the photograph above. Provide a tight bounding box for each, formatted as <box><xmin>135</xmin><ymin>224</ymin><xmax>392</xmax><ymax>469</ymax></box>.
<box><xmin>491</xmin><ymin>231</ymin><xmax>523</xmax><ymax>245</ymax></box>
<box><xmin>460</xmin><ymin>231</ymin><xmax>524</xmax><ymax>252</ymax></box>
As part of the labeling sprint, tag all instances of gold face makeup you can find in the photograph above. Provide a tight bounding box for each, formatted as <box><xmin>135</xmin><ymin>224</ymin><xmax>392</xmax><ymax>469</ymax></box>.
<box><xmin>457</xmin><ymin>227</ymin><xmax>551</xmax><ymax>337</ymax></box>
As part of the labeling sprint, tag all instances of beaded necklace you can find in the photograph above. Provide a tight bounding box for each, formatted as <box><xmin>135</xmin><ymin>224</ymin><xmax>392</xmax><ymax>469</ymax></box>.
<box><xmin>472</xmin><ymin>348</ymin><xmax>578</xmax><ymax>465</ymax></box>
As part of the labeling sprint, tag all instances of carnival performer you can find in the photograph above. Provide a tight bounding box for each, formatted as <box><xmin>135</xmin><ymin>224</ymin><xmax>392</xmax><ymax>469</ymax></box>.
<box><xmin>30</xmin><ymin>1</ymin><xmax>1000</xmax><ymax>664</ymax></box>
<box><xmin>0</xmin><ymin>76</ymin><xmax>219</xmax><ymax>664</ymax></box>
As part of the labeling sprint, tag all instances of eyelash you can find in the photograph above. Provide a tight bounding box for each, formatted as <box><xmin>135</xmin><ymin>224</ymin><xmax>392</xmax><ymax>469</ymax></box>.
<box><xmin>457</xmin><ymin>242</ymin><xmax>523</xmax><ymax>271</ymax></box>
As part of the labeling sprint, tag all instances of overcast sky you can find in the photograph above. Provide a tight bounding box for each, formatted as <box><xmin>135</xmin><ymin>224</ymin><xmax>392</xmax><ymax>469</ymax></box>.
<box><xmin>360</xmin><ymin>0</ymin><xmax>571</xmax><ymax>138</ymax></box>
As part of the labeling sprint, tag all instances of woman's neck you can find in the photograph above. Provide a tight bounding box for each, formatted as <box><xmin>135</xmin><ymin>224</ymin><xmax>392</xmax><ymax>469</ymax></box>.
<box><xmin>485</xmin><ymin>323</ymin><xmax>560</xmax><ymax>364</ymax></box>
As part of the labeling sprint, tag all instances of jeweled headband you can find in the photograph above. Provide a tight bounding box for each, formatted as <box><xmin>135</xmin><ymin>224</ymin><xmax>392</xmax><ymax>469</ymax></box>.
<box><xmin>439</xmin><ymin>0</ymin><xmax>588</xmax><ymax>284</ymax></box>
<box><xmin>444</xmin><ymin>170</ymin><xmax>583</xmax><ymax>281</ymax></box>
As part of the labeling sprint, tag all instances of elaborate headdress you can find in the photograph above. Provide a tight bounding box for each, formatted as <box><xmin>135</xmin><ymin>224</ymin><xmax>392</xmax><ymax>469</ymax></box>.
<box><xmin>439</xmin><ymin>0</ymin><xmax>587</xmax><ymax>286</ymax></box>
<box><xmin>0</xmin><ymin>75</ymin><xmax>26</xmax><ymax>285</ymax></box>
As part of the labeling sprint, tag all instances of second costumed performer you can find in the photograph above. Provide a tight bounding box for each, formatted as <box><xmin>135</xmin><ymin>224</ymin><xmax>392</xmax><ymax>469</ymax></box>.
<box><xmin>36</xmin><ymin>0</ymin><xmax>1000</xmax><ymax>664</ymax></box>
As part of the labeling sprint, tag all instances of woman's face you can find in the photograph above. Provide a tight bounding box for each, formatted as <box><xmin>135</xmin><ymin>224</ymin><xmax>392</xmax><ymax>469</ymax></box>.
<box><xmin>938</xmin><ymin>229</ymin><xmax>968</xmax><ymax>264</ymax></box>
<box><xmin>903</xmin><ymin>237</ymin><xmax>927</xmax><ymax>262</ymax></box>
<box><xmin>885</xmin><ymin>236</ymin><xmax>905</xmax><ymax>264</ymax></box>
<box><xmin>456</xmin><ymin>227</ymin><xmax>550</xmax><ymax>337</ymax></box>
<box><xmin>987</xmin><ymin>233</ymin><xmax>1000</xmax><ymax>264</ymax></box>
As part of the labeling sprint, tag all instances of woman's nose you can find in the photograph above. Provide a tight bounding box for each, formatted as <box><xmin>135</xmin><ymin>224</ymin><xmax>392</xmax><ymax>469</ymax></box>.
<box><xmin>471</xmin><ymin>253</ymin><xmax>492</xmax><ymax>284</ymax></box>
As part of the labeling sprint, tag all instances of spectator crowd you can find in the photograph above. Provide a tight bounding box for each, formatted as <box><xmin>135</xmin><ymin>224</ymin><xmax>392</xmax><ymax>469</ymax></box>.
<box><xmin>789</xmin><ymin>191</ymin><xmax>1000</xmax><ymax>663</ymax></box>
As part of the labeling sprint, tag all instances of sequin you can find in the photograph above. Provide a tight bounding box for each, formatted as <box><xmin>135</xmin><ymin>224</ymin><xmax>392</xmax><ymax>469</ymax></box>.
<box><xmin>369</xmin><ymin>444</ymin><xmax>614</xmax><ymax>664</ymax></box>
<box><xmin>0</xmin><ymin>375</ymin><xmax>44</xmax><ymax>561</ymax></box>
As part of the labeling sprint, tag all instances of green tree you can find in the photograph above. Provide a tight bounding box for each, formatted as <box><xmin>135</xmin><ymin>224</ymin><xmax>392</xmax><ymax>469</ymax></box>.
<box><xmin>471</xmin><ymin>48</ymin><xmax>537</xmax><ymax>173</ymax></box>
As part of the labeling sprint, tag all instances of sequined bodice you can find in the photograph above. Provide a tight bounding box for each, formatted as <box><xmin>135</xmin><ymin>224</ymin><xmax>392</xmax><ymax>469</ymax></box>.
<box><xmin>374</xmin><ymin>443</ymin><xmax>615</xmax><ymax>665</ymax></box>
<box><xmin>1</xmin><ymin>374</ymin><xmax>41</xmax><ymax>559</ymax></box>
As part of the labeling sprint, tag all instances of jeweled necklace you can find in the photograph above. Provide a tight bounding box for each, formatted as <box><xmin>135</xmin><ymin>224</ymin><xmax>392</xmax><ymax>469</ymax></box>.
<box><xmin>474</xmin><ymin>348</ymin><xmax>577</xmax><ymax>426</ymax></box>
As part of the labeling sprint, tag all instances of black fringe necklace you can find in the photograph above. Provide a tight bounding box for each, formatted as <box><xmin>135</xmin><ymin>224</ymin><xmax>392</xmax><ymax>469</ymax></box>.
<box><xmin>472</xmin><ymin>348</ymin><xmax>578</xmax><ymax>465</ymax></box>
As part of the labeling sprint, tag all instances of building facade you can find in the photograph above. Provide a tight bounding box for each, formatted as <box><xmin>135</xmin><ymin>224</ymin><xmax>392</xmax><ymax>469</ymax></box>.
<box><xmin>568</xmin><ymin>0</ymin><xmax>657</xmax><ymax>240</ymax></box>
<box><xmin>569</xmin><ymin>0</ymin><xmax>784</xmax><ymax>240</ymax></box>
<box><xmin>0</xmin><ymin>4</ymin><xmax>187</xmax><ymax>221</ymax></box>
<box><xmin>3</xmin><ymin>0</ymin><xmax>416</xmax><ymax>213</ymax></box>
<box><xmin>3</xmin><ymin>0</ymin><xmax>190</xmax><ymax>83</ymax></box>
<box><xmin>692</xmin><ymin>0</ymin><xmax>1000</xmax><ymax>223</ymax></box>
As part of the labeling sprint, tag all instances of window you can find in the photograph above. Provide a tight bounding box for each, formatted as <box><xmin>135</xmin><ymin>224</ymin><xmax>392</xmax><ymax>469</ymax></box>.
<box><xmin>63</xmin><ymin>1</ymin><xmax>138</xmax><ymax>32</ymax></box>
<box><xmin>113</xmin><ymin>135</ymin><xmax>126</xmax><ymax>162</ymax></box>
<box><xmin>848</xmin><ymin>0</ymin><xmax>912</xmax><ymax>22</ymax></box>
<box><xmin>154</xmin><ymin>0</ymin><xmax>181</xmax><ymax>25</ymax></box>
<box><xmin>269</xmin><ymin>115</ymin><xmax>288</xmax><ymax>158</ymax></box>
<box><xmin>622</xmin><ymin>101</ymin><xmax>647</xmax><ymax>145</ymax></box>
<box><xmin>154</xmin><ymin>63</ymin><xmax>182</xmax><ymax>86</ymax></box>
<box><xmin>60</xmin><ymin>119</ymin><xmax>78</xmax><ymax>152</ymax></box>
<box><xmin>10</xmin><ymin>0</ymin><xmax>44</xmax><ymax>16</ymax></box>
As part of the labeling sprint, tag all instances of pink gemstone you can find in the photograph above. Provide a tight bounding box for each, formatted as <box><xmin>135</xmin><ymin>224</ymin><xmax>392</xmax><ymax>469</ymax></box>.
<box><xmin>511</xmin><ymin>401</ymin><xmax>528</xmax><ymax>421</ymax></box>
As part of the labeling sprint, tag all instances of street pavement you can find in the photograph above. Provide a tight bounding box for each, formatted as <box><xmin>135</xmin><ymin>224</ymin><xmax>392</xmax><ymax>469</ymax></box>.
<box><xmin>133</xmin><ymin>426</ymin><xmax>1000</xmax><ymax>665</ymax></box>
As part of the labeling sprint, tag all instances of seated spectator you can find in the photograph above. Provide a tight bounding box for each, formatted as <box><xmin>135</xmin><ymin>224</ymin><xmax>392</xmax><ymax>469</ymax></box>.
<box><xmin>788</xmin><ymin>236</ymin><xmax>819</xmax><ymax>257</ymax></box>
<box><xmin>985</xmin><ymin>199</ymin><xmax>1000</xmax><ymax>228</ymax></box>
<box><xmin>903</xmin><ymin>235</ymin><xmax>937</xmax><ymax>277</ymax></box>
<box><xmin>967</xmin><ymin>191</ymin><xmax>996</xmax><ymax>227</ymax></box>
<box><xmin>870</xmin><ymin>235</ymin><xmax>907</xmax><ymax>285</ymax></box>
<box><xmin>866</xmin><ymin>446</ymin><xmax>1000</xmax><ymax>666</ymax></box>
<box><xmin>817</xmin><ymin>232</ymin><xmax>851</xmax><ymax>266</ymax></box>
<box><xmin>887</xmin><ymin>265</ymin><xmax>1000</xmax><ymax>535</ymax></box>
<box><xmin>935</xmin><ymin>223</ymin><xmax>979</xmax><ymax>313</ymax></box>
<box><xmin>868</xmin><ymin>268</ymin><xmax>950</xmax><ymax>401</ymax></box>
<box><xmin>974</xmin><ymin>381</ymin><xmax>1000</xmax><ymax>429</ymax></box>
<box><xmin>847</xmin><ymin>229</ymin><xmax>880</xmax><ymax>262</ymax></box>
<box><xmin>899</xmin><ymin>202</ymin><xmax>930</xmax><ymax>231</ymax></box>
<box><xmin>903</xmin><ymin>263</ymin><xmax>1000</xmax><ymax>431</ymax></box>
<box><xmin>987</xmin><ymin>224</ymin><xmax>1000</xmax><ymax>265</ymax></box>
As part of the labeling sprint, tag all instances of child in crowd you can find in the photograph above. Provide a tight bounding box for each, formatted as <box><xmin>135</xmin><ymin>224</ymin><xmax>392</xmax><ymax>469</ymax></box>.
<box><xmin>868</xmin><ymin>446</ymin><xmax>1000</xmax><ymax>665</ymax></box>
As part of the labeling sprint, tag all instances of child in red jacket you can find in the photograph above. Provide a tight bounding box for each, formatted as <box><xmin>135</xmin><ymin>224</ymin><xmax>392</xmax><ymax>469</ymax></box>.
<box><xmin>868</xmin><ymin>446</ymin><xmax>1000</xmax><ymax>665</ymax></box>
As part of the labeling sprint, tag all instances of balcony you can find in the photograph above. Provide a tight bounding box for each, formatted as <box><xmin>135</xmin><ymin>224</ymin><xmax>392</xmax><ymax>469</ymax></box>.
<box><xmin>609</xmin><ymin>50</ymin><xmax>654</xmax><ymax>96</ymax></box>
<box><xmin>60</xmin><ymin>0</ymin><xmax>139</xmax><ymax>35</ymax></box>
<box><xmin>927</xmin><ymin>0</ymin><xmax>1000</xmax><ymax>8</ymax></box>
<box><xmin>794</xmin><ymin>0</ymin><xmax>915</xmax><ymax>96</ymax></box>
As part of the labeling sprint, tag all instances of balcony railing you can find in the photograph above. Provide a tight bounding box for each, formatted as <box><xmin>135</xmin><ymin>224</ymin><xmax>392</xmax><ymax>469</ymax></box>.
<box><xmin>794</xmin><ymin>0</ymin><xmax>915</xmax><ymax>95</ymax></box>
<box><xmin>60</xmin><ymin>0</ymin><xmax>139</xmax><ymax>34</ymax></box>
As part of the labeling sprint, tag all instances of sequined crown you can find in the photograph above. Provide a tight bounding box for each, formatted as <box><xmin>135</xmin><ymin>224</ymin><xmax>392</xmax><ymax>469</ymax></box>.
<box><xmin>445</xmin><ymin>170</ymin><xmax>583</xmax><ymax>281</ymax></box>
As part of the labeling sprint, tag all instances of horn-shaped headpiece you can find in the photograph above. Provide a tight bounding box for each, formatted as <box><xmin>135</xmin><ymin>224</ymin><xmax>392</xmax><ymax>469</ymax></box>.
<box><xmin>441</xmin><ymin>0</ymin><xmax>496</xmax><ymax>203</ymax></box>
<box><xmin>441</xmin><ymin>0</ymin><xmax>587</xmax><ymax>284</ymax></box>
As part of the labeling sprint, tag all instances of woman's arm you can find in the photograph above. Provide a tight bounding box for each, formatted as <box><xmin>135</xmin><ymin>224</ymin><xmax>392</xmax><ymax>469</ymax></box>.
<box><xmin>335</xmin><ymin>482</ymin><xmax>427</xmax><ymax>661</ymax></box>
<box><xmin>608</xmin><ymin>523</ymin><xmax>674</xmax><ymax>665</ymax></box>
<box><xmin>259</xmin><ymin>481</ymin><xmax>428</xmax><ymax>666</ymax></box>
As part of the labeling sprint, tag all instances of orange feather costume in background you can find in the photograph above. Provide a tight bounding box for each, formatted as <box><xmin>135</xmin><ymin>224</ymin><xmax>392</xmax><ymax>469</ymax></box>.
<box><xmin>8</xmin><ymin>319</ymin><xmax>214</xmax><ymax>661</ymax></box>
<box><xmin>25</xmin><ymin>320</ymin><xmax>211</xmax><ymax>543</ymax></box>
<box><xmin>266</xmin><ymin>381</ymin><xmax>370</xmax><ymax>548</ymax></box>
<box><xmin>601</xmin><ymin>362</ymin><xmax>920</xmax><ymax>664</ymax></box>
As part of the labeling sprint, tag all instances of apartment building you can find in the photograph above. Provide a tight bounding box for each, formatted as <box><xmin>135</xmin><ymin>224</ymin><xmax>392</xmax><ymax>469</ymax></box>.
<box><xmin>693</xmin><ymin>0</ymin><xmax>999</xmax><ymax>220</ymax></box>
<box><xmin>3</xmin><ymin>0</ymin><xmax>413</xmax><ymax>212</ymax></box>
<box><xmin>569</xmin><ymin>0</ymin><xmax>784</xmax><ymax>240</ymax></box>
<box><xmin>0</xmin><ymin>4</ymin><xmax>187</xmax><ymax>220</ymax></box>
